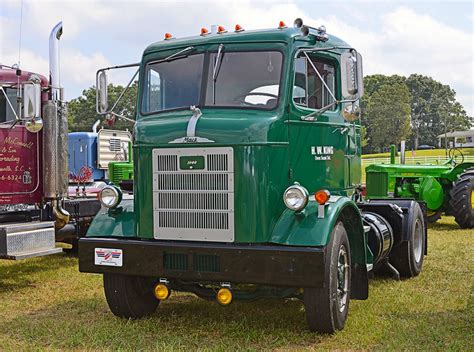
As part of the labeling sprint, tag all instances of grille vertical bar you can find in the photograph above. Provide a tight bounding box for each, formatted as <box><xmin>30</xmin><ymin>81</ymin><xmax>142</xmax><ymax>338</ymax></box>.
<box><xmin>152</xmin><ymin>147</ymin><xmax>234</xmax><ymax>242</ymax></box>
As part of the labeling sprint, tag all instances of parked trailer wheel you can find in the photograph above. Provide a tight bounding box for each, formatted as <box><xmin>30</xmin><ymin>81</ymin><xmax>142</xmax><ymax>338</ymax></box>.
<box><xmin>390</xmin><ymin>202</ymin><xmax>425</xmax><ymax>278</ymax></box>
<box><xmin>304</xmin><ymin>222</ymin><xmax>351</xmax><ymax>333</ymax></box>
<box><xmin>449</xmin><ymin>167</ymin><xmax>474</xmax><ymax>229</ymax></box>
<box><xmin>104</xmin><ymin>274</ymin><xmax>159</xmax><ymax>318</ymax></box>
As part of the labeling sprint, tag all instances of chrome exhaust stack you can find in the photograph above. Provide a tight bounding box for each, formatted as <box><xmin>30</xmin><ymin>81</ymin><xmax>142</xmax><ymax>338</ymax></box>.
<box><xmin>43</xmin><ymin>22</ymin><xmax>69</xmax><ymax>228</ymax></box>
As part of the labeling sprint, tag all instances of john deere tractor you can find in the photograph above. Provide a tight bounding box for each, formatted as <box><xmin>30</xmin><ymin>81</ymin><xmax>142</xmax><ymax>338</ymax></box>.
<box><xmin>365</xmin><ymin>147</ymin><xmax>474</xmax><ymax>228</ymax></box>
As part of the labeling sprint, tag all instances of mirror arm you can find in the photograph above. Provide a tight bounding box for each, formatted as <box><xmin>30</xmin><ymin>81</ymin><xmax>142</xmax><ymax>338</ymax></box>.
<box><xmin>303</xmin><ymin>52</ymin><xmax>337</xmax><ymax>103</ymax></box>
<box><xmin>106</xmin><ymin>68</ymin><xmax>139</xmax><ymax>116</ymax></box>
<box><xmin>107</xmin><ymin>111</ymin><xmax>136</xmax><ymax>124</ymax></box>
<box><xmin>301</xmin><ymin>98</ymin><xmax>358</xmax><ymax>121</ymax></box>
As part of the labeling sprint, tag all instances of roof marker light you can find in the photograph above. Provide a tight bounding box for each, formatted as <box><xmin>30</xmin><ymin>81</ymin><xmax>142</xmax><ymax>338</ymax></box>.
<box><xmin>278</xmin><ymin>21</ymin><xmax>287</xmax><ymax>29</ymax></box>
<box><xmin>217</xmin><ymin>25</ymin><xmax>227</xmax><ymax>34</ymax></box>
<box><xmin>201</xmin><ymin>27</ymin><xmax>209</xmax><ymax>36</ymax></box>
<box><xmin>235</xmin><ymin>24</ymin><xmax>244</xmax><ymax>32</ymax></box>
<box><xmin>164</xmin><ymin>33</ymin><xmax>173</xmax><ymax>40</ymax></box>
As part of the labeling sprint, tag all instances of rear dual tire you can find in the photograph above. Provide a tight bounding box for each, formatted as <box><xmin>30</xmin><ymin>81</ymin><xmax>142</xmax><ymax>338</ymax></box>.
<box><xmin>390</xmin><ymin>202</ymin><xmax>425</xmax><ymax>278</ymax></box>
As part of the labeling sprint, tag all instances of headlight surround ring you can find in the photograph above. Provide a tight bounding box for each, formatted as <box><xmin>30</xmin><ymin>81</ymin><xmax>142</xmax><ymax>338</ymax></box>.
<box><xmin>283</xmin><ymin>184</ymin><xmax>309</xmax><ymax>212</ymax></box>
<box><xmin>99</xmin><ymin>185</ymin><xmax>122</xmax><ymax>209</ymax></box>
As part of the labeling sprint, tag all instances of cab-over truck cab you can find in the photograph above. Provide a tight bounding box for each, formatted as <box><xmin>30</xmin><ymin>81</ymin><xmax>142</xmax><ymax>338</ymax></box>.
<box><xmin>79</xmin><ymin>20</ymin><xmax>426</xmax><ymax>333</ymax></box>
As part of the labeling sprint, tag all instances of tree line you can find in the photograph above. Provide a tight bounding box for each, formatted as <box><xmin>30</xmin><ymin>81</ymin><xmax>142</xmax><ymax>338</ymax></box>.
<box><xmin>68</xmin><ymin>75</ymin><xmax>472</xmax><ymax>153</ymax></box>
<box><xmin>361</xmin><ymin>74</ymin><xmax>472</xmax><ymax>153</ymax></box>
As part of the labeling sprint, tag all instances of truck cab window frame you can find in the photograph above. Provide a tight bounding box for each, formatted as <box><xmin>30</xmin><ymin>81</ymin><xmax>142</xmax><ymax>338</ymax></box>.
<box><xmin>292</xmin><ymin>54</ymin><xmax>337</xmax><ymax>112</ymax></box>
<box><xmin>140</xmin><ymin>49</ymin><xmax>284</xmax><ymax>116</ymax></box>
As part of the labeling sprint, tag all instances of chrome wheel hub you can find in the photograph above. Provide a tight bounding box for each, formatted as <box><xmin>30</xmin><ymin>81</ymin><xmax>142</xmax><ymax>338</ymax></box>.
<box><xmin>413</xmin><ymin>218</ymin><xmax>423</xmax><ymax>263</ymax></box>
<box><xmin>337</xmin><ymin>245</ymin><xmax>349</xmax><ymax>313</ymax></box>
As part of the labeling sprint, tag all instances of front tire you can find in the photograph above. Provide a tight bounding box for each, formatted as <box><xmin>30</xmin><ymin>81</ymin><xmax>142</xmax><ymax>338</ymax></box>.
<box><xmin>103</xmin><ymin>274</ymin><xmax>159</xmax><ymax>319</ymax></box>
<box><xmin>449</xmin><ymin>167</ymin><xmax>474</xmax><ymax>228</ymax></box>
<box><xmin>390</xmin><ymin>202</ymin><xmax>425</xmax><ymax>278</ymax></box>
<box><xmin>304</xmin><ymin>222</ymin><xmax>351</xmax><ymax>333</ymax></box>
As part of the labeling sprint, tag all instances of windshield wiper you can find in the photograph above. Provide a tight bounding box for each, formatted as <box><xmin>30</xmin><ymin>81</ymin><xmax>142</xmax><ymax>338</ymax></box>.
<box><xmin>157</xmin><ymin>46</ymin><xmax>195</xmax><ymax>64</ymax></box>
<box><xmin>212</xmin><ymin>44</ymin><xmax>224</xmax><ymax>104</ymax></box>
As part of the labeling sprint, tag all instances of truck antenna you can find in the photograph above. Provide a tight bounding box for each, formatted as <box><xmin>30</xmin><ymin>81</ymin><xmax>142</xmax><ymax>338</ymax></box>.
<box><xmin>17</xmin><ymin>0</ymin><xmax>24</xmax><ymax>68</ymax></box>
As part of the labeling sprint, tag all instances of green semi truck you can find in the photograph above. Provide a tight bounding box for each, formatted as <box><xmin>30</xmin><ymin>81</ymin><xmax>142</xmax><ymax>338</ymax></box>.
<box><xmin>79</xmin><ymin>20</ymin><xmax>427</xmax><ymax>333</ymax></box>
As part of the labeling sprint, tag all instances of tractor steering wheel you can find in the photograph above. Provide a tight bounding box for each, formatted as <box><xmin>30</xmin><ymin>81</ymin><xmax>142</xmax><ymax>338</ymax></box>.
<box><xmin>448</xmin><ymin>147</ymin><xmax>464</xmax><ymax>165</ymax></box>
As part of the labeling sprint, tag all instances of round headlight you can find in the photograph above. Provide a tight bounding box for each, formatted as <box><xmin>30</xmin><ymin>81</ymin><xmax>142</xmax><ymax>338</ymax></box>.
<box><xmin>99</xmin><ymin>185</ymin><xmax>122</xmax><ymax>208</ymax></box>
<box><xmin>283</xmin><ymin>184</ymin><xmax>309</xmax><ymax>211</ymax></box>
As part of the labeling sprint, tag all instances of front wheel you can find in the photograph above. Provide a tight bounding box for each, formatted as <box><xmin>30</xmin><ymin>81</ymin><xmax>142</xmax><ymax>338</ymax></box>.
<box><xmin>304</xmin><ymin>222</ymin><xmax>351</xmax><ymax>333</ymax></box>
<box><xmin>103</xmin><ymin>274</ymin><xmax>159</xmax><ymax>319</ymax></box>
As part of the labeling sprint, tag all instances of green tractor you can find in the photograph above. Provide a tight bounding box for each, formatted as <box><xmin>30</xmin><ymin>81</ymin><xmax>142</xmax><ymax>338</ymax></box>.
<box><xmin>365</xmin><ymin>146</ymin><xmax>474</xmax><ymax>228</ymax></box>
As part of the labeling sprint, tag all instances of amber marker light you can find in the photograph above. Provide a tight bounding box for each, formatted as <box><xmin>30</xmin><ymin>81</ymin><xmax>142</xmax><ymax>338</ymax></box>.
<box><xmin>315</xmin><ymin>189</ymin><xmax>331</xmax><ymax>205</ymax></box>
<box><xmin>154</xmin><ymin>283</ymin><xmax>170</xmax><ymax>300</ymax></box>
<box><xmin>217</xmin><ymin>25</ymin><xmax>227</xmax><ymax>34</ymax></box>
<box><xmin>164</xmin><ymin>33</ymin><xmax>173</xmax><ymax>40</ymax></box>
<box><xmin>278</xmin><ymin>21</ymin><xmax>287</xmax><ymax>29</ymax></box>
<box><xmin>200</xmin><ymin>27</ymin><xmax>209</xmax><ymax>36</ymax></box>
<box><xmin>235</xmin><ymin>24</ymin><xmax>244</xmax><ymax>32</ymax></box>
<box><xmin>216</xmin><ymin>287</ymin><xmax>233</xmax><ymax>306</ymax></box>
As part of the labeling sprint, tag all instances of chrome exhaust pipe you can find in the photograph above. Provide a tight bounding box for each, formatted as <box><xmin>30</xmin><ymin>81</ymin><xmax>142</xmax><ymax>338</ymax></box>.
<box><xmin>49</xmin><ymin>22</ymin><xmax>63</xmax><ymax>101</ymax></box>
<box><xmin>44</xmin><ymin>22</ymin><xmax>69</xmax><ymax>229</ymax></box>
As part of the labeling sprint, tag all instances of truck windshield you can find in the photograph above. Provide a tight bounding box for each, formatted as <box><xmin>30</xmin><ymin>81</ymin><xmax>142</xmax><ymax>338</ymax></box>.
<box><xmin>141</xmin><ymin>50</ymin><xmax>283</xmax><ymax>114</ymax></box>
<box><xmin>0</xmin><ymin>88</ymin><xmax>19</xmax><ymax>123</ymax></box>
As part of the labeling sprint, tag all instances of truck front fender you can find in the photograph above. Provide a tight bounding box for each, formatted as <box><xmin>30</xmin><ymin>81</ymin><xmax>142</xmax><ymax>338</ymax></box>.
<box><xmin>270</xmin><ymin>196</ymin><xmax>366</xmax><ymax>265</ymax></box>
<box><xmin>86</xmin><ymin>199</ymin><xmax>136</xmax><ymax>238</ymax></box>
<box><xmin>271</xmin><ymin>196</ymin><xmax>368</xmax><ymax>299</ymax></box>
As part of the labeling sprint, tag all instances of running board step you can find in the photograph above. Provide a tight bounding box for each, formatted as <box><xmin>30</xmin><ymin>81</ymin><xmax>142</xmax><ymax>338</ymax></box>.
<box><xmin>0</xmin><ymin>221</ymin><xmax>62</xmax><ymax>260</ymax></box>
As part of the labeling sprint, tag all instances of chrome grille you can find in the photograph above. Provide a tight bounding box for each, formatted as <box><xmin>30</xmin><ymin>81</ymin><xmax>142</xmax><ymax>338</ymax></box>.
<box><xmin>152</xmin><ymin>147</ymin><xmax>234</xmax><ymax>242</ymax></box>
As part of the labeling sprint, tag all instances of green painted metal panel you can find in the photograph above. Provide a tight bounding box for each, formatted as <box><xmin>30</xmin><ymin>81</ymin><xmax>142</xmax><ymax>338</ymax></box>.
<box><xmin>270</xmin><ymin>197</ymin><xmax>367</xmax><ymax>264</ymax></box>
<box><xmin>87</xmin><ymin>200</ymin><xmax>136</xmax><ymax>238</ymax></box>
<box><xmin>366</xmin><ymin>172</ymin><xmax>388</xmax><ymax>198</ymax></box>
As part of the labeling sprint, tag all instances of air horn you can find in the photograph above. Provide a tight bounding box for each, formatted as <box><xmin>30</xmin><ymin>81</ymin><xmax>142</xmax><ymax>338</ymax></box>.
<box><xmin>293</xmin><ymin>18</ymin><xmax>328</xmax><ymax>42</ymax></box>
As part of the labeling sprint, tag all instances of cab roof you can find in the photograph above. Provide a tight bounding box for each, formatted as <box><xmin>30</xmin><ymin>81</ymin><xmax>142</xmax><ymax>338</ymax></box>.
<box><xmin>143</xmin><ymin>26</ymin><xmax>350</xmax><ymax>56</ymax></box>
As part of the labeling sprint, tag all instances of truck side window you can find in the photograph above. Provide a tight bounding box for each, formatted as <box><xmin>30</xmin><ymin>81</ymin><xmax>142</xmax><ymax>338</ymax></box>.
<box><xmin>0</xmin><ymin>88</ymin><xmax>19</xmax><ymax>123</ymax></box>
<box><xmin>293</xmin><ymin>56</ymin><xmax>336</xmax><ymax>111</ymax></box>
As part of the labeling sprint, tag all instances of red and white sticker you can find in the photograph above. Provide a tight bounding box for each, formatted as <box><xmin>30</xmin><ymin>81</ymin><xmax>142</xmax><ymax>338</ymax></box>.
<box><xmin>94</xmin><ymin>248</ymin><xmax>123</xmax><ymax>267</ymax></box>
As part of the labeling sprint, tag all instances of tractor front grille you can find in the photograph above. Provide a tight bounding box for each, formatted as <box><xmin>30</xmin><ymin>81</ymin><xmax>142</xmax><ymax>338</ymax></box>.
<box><xmin>152</xmin><ymin>147</ymin><xmax>234</xmax><ymax>242</ymax></box>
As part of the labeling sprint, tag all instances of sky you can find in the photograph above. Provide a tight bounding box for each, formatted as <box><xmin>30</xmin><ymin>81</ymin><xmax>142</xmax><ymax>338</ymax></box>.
<box><xmin>1</xmin><ymin>0</ymin><xmax>473</xmax><ymax>116</ymax></box>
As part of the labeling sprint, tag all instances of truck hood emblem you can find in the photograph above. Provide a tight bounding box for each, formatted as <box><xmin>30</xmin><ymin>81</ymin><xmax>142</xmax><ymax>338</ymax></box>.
<box><xmin>169</xmin><ymin>106</ymin><xmax>215</xmax><ymax>144</ymax></box>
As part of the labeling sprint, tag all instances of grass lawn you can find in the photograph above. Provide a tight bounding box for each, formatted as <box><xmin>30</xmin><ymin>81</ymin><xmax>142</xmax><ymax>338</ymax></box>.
<box><xmin>0</xmin><ymin>216</ymin><xmax>472</xmax><ymax>350</ymax></box>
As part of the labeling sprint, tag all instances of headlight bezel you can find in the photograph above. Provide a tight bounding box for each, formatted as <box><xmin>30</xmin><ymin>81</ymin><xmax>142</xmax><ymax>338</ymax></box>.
<box><xmin>99</xmin><ymin>185</ymin><xmax>122</xmax><ymax>209</ymax></box>
<box><xmin>283</xmin><ymin>184</ymin><xmax>309</xmax><ymax>212</ymax></box>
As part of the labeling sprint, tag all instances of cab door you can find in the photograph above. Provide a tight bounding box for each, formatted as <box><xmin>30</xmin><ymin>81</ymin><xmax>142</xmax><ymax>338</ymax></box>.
<box><xmin>288</xmin><ymin>52</ymin><xmax>354</xmax><ymax>195</ymax></box>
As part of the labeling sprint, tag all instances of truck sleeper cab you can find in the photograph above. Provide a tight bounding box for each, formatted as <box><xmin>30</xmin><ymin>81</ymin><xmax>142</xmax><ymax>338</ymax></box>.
<box><xmin>79</xmin><ymin>20</ymin><xmax>426</xmax><ymax>333</ymax></box>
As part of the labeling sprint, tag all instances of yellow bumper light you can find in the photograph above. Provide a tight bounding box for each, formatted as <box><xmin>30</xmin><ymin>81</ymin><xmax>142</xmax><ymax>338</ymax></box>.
<box><xmin>216</xmin><ymin>287</ymin><xmax>233</xmax><ymax>306</ymax></box>
<box><xmin>154</xmin><ymin>283</ymin><xmax>170</xmax><ymax>300</ymax></box>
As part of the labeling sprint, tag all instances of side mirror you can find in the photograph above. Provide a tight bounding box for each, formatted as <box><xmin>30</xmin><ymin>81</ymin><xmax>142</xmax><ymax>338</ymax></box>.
<box><xmin>341</xmin><ymin>50</ymin><xmax>364</xmax><ymax>100</ymax></box>
<box><xmin>23</xmin><ymin>82</ymin><xmax>43</xmax><ymax>133</ymax></box>
<box><xmin>97</xmin><ymin>70</ymin><xmax>108</xmax><ymax>114</ymax></box>
<box><xmin>342</xmin><ymin>101</ymin><xmax>361</xmax><ymax>122</ymax></box>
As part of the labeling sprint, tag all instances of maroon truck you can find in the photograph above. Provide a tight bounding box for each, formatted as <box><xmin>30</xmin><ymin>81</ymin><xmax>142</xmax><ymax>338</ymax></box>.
<box><xmin>0</xmin><ymin>23</ymin><xmax>100</xmax><ymax>259</ymax></box>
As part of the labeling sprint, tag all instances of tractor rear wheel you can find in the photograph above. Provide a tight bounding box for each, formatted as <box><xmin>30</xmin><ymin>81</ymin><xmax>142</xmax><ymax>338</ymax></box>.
<box><xmin>304</xmin><ymin>222</ymin><xmax>351</xmax><ymax>333</ymax></box>
<box><xmin>449</xmin><ymin>167</ymin><xmax>474</xmax><ymax>228</ymax></box>
<box><xmin>103</xmin><ymin>274</ymin><xmax>159</xmax><ymax>319</ymax></box>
